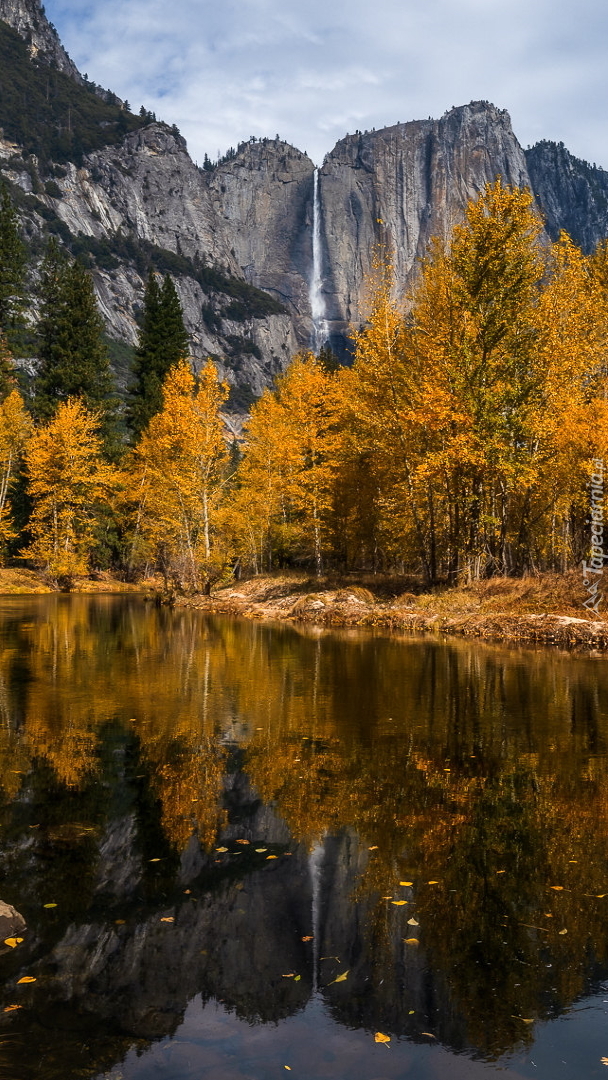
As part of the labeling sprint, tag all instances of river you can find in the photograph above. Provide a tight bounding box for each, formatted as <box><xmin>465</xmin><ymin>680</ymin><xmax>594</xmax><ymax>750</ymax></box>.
<box><xmin>0</xmin><ymin>595</ymin><xmax>607</xmax><ymax>1079</ymax></box>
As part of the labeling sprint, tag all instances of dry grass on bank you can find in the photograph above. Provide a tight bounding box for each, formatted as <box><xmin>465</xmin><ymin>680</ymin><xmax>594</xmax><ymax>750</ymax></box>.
<box><xmin>185</xmin><ymin>568</ymin><xmax>608</xmax><ymax>651</ymax></box>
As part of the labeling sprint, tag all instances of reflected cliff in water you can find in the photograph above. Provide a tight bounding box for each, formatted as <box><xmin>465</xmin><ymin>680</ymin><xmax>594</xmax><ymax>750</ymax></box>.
<box><xmin>0</xmin><ymin>596</ymin><xmax>607</xmax><ymax>1078</ymax></box>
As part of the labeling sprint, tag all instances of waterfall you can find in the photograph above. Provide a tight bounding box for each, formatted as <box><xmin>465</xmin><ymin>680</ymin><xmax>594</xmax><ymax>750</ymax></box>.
<box><xmin>309</xmin><ymin>839</ymin><xmax>325</xmax><ymax>993</ymax></box>
<box><xmin>310</xmin><ymin>168</ymin><xmax>327</xmax><ymax>352</ymax></box>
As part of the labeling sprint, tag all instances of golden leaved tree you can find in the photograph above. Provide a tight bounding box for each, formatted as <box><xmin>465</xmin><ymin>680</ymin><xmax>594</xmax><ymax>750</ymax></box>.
<box><xmin>127</xmin><ymin>359</ymin><xmax>230</xmax><ymax>592</ymax></box>
<box><xmin>22</xmin><ymin>398</ymin><xmax>118</xmax><ymax>587</ymax></box>
<box><xmin>227</xmin><ymin>352</ymin><xmax>343</xmax><ymax>574</ymax></box>
<box><xmin>0</xmin><ymin>388</ymin><xmax>32</xmax><ymax>556</ymax></box>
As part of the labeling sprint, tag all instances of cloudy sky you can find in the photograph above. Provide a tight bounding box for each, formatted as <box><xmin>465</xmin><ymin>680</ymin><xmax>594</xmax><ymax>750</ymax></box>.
<box><xmin>44</xmin><ymin>0</ymin><xmax>608</xmax><ymax>168</ymax></box>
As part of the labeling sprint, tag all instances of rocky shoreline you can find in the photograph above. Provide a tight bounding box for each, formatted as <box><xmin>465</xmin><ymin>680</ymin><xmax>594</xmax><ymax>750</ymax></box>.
<box><xmin>180</xmin><ymin>575</ymin><xmax>608</xmax><ymax>652</ymax></box>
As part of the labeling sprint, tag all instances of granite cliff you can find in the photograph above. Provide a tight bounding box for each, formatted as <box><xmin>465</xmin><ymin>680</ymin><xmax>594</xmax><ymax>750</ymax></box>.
<box><xmin>1</xmin><ymin>0</ymin><xmax>607</xmax><ymax>405</ymax></box>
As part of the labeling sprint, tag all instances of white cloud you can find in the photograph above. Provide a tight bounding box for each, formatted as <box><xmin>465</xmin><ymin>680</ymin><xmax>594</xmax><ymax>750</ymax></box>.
<box><xmin>45</xmin><ymin>0</ymin><xmax>608</xmax><ymax>167</ymax></box>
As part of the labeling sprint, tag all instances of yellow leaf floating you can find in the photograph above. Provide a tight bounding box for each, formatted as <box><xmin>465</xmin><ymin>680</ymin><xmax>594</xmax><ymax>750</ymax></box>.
<box><xmin>301</xmin><ymin>936</ymin><xmax>313</xmax><ymax>942</ymax></box>
<box><xmin>407</xmin><ymin>918</ymin><xmax>419</xmax><ymax>926</ymax></box>
<box><xmin>404</xmin><ymin>938</ymin><xmax>419</xmax><ymax>946</ymax></box>
<box><xmin>160</xmin><ymin>917</ymin><xmax>174</xmax><ymax>923</ymax></box>
<box><xmin>4</xmin><ymin>938</ymin><xmax>23</xmax><ymax>948</ymax></box>
<box><xmin>255</xmin><ymin>848</ymin><xmax>267</xmax><ymax>853</ymax></box>
<box><xmin>149</xmin><ymin>858</ymin><xmax>162</xmax><ymax>863</ymax></box>
<box><xmin>391</xmin><ymin>900</ymin><xmax>407</xmax><ymax>906</ymax></box>
<box><xmin>17</xmin><ymin>977</ymin><xmax>36</xmax><ymax>984</ymax></box>
<box><xmin>215</xmin><ymin>847</ymin><xmax>228</xmax><ymax>853</ymax></box>
<box><xmin>427</xmin><ymin>881</ymin><xmax>439</xmax><ymax>885</ymax></box>
<box><xmin>550</xmin><ymin>886</ymin><xmax>564</xmax><ymax>891</ymax></box>
<box><xmin>3</xmin><ymin>1005</ymin><xmax>21</xmax><ymax>1012</ymax></box>
<box><xmin>400</xmin><ymin>881</ymin><xmax>413</xmax><ymax>887</ymax></box>
<box><xmin>600</xmin><ymin>1057</ymin><xmax>608</xmax><ymax>1066</ymax></box>
<box><xmin>558</xmin><ymin>928</ymin><xmax>568</xmax><ymax>935</ymax></box>
<box><xmin>596</xmin><ymin>894</ymin><xmax>607</xmax><ymax>899</ymax></box>
<box><xmin>374</xmin><ymin>1032</ymin><xmax>391</xmax><ymax>1044</ymax></box>
<box><xmin>331</xmin><ymin>970</ymin><xmax>349</xmax><ymax>984</ymax></box>
<box><xmin>266</xmin><ymin>855</ymin><xmax>278</xmax><ymax>860</ymax></box>
<box><xmin>368</xmin><ymin>845</ymin><xmax>378</xmax><ymax>850</ymax></box>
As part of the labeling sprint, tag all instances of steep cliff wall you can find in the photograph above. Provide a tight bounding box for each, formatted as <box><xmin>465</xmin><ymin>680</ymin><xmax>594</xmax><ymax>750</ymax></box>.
<box><xmin>317</xmin><ymin>102</ymin><xmax>530</xmax><ymax>349</ymax></box>
<box><xmin>525</xmin><ymin>140</ymin><xmax>608</xmax><ymax>253</ymax></box>
<box><xmin>0</xmin><ymin>0</ymin><xmax>81</xmax><ymax>80</ymax></box>
<box><xmin>205</xmin><ymin>139</ymin><xmax>316</xmax><ymax>346</ymax></box>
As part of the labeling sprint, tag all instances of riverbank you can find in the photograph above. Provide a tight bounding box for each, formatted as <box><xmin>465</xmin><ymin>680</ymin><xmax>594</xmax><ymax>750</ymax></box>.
<box><xmin>182</xmin><ymin>570</ymin><xmax>608</xmax><ymax>651</ymax></box>
<box><xmin>0</xmin><ymin>568</ymin><xmax>146</xmax><ymax>594</ymax></box>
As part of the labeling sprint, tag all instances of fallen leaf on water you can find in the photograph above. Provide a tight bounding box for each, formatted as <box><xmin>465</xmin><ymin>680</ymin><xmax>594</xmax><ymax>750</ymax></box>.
<box><xmin>149</xmin><ymin>858</ymin><xmax>162</xmax><ymax>863</ymax></box>
<box><xmin>160</xmin><ymin>917</ymin><xmax>174</xmax><ymax>923</ymax></box>
<box><xmin>301</xmin><ymin>936</ymin><xmax>313</xmax><ymax>942</ymax></box>
<box><xmin>114</xmin><ymin>920</ymin><xmax>126</xmax><ymax>925</ymax></box>
<box><xmin>596</xmin><ymin>894</ymin><xmax>607</xmax><ymax>899</ymax></box>
<box><xmin>409</xmin><ymin>1009</ymin><xmax>415</xmax><ymax>1015</ymax></box>
<box><xmin>255</xmin><ymin>848</ymin><xmax>267</xmax><ymax>853</ymax></box>
<box><xmin>403</xmin><ymin>938</ymin><xmax>419</xmax><ymax>946</ymax></box>
<box><xmin>266</xmin><ymin>855</ymin><xmax>278</xmax><ymax>860</ymax></box>
<box><xmin>558</xmin><ymin>928</ymin><xmax>568</xmax><ymax>935</ymax></box>
<box><xmin>215</xmin><ymin>847</ymin><xmax>228</xmax><ymax>853</ymax></box>
<box><xmin>391</xmin><ymin>900</ymin><xmax>407</xmax><ymax>906</ymax></box>
<box><xmin>282</xmin><ymin>973</ymin><xmax>295</xmax><ymax>978</ymax></box>
<box><xmin>550</xmin><ymin>885</ymin><xmax>564</xmax><ymax>891</ymax></box>
<box><xmin>43</xmin><ymin>903</ymin><xmax>57</xmax><ymax>909</ymax></box>
<box><xmin>4</xmin><ymin>938</ymin><xmax>23</xmax><ymax>948</ymax></box>
<box><xmin>400</xmin><ymin>881</ymin><xmax>413</xmax><ymax>887</ymax></box>
<box><xmin>184</xmin><ymin>890</ymin><xmax>191</xmax><ymax>895</ymax></box>
<box><xmin>368</xmin><ymin>846</ymin><xmax>378</xmax><ymax>851</ymax></box>
<box><xmin>235</xmin><ymin>839</ymin><xmax>249</xmax><ymax>844</ymax></box>
<box><xmin>427</xmin><ymin>881</ymin><xmax>439</xmax><ymax>885</ymax></box>
<box><xmin>374</xmin><ymin>1032</ymin><xmax>391</xmax><ymax>1044</ymax></box>
<box><xmin>496</xmin><ymin>870</ymin><xmax>506</xmax><ymax>874</ymax></box>
<box><xmin>407</xmin><ymin>918</ymin><xmax>419</xmax><ymax>926</ymax></box>
<box><xmin>330</xmin><ymin>970</ymin><xmax>349</xmax><ymax>984</ymax></box>
<box><xmin>544</xmin><ymin>913</ymin><xmax>553</xmax><ymax>917</ymax></box>
<box><xmin>3</xmin><ymin>1005</ymin><xmax>21</xmax><ymax>1012</ymax></box>
<box><xmin>284</xmin><ymin>1067</ymin><xmax>292</xmax><ymax>1071</ymax></box>
<box><xmin>421</xmin><ymin>1032</ymin><xmax>436</xmax><ymax>1038</ymax></box>
<box><xmin>600</xmin><ymin>1057</ymin><xmax>608</xmax><ymax>1065</ymax></box>
<box><xmin>511</xmin><ymin>1016</ymin><xmax>534</xmax><ymax>1023</ymax></box>
<box><xmin>382</xmin><ymin>896</ymin><xmax>393</xmax><ymax>900</ymax></box>
<box><xmin>294</xmin><ymin>975</ymin><xmax>301</xmax><ymax>982</ymax></box>
<box><xmin>17</xmin><ymin>977</ymin><xmax>36</xmax><ymax>984</ymax></box>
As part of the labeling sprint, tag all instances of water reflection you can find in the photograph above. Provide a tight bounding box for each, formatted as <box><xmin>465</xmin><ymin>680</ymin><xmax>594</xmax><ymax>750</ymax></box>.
<box><xmin>0</xmin><ymin>596</ymin><xmax>606</xmax><ymax>1078</ymax></box>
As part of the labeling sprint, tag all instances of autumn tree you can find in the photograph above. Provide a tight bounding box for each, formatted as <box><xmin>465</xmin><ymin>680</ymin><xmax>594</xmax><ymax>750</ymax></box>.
<box><xmin>227</xmin><ymin>353</ymin><xmax>343</xmax><ymax>574</ymax></box>
<box><xmin>126</xmin><ymin>359</ymin><xmax>229</xmax><ymax>592</ymax></box>
<box><xmin>0</xmin><ymin>388</ymin><xmax>32</xmax><ymax>557</ymax></box>
<box><xmin>22</xmin><ymin>398</ymin><xmax>118</xmax><ymax>588</ymax></box>
<box><xmin>128</xmin><ymin>272</ymin><xmax>190</xmax><ymax>439</ymax></box>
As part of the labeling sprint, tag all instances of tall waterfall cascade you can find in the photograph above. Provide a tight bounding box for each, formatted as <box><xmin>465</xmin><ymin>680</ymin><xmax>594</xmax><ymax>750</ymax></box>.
<box><xmin>309</xmin><ymin>168</ymin><xmax>327</xmax><ymax>352</ymax></box>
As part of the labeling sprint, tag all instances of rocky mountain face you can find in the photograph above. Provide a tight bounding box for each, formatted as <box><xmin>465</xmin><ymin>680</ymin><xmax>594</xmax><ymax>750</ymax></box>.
<box><xmin>0</xmin><ymin>0</ymin><xmax>81</xmax><ymax>80</ymax></box>
<box><xmin>1</xmin><ymin>0</ymin><xmax>608</xmax><ymax>405</ymax></box>
<box><xmin>525</xmin><ymin>140</ymin><xmax>608</xmax><ymax>253</ymax></box>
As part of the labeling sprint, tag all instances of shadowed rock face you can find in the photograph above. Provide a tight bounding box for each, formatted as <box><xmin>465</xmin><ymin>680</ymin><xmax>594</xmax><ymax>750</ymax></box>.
<box><xmin>525</xmin><ymin>141</ymin><xmax>608</xmax><ymax>253</ymax></box>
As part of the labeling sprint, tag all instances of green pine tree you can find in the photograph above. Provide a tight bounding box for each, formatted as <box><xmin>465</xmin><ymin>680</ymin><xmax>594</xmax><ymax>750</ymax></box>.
<box><xmin>128</xmin><ymin>271</ymin><xmax>190</xmax><ymax>438</ymax></box>
<box><xmin>0</xmin><ymin>181</ymin><xmax>27</xmax><ymax>341</ymax></box>
<box><xmin>34</xmin><ymin>240</ymin><xmax>119</xmax><ymax>455</ymax></box>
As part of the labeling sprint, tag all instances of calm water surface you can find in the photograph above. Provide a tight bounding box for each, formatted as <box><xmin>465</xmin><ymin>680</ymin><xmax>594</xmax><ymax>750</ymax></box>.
<box><xmin>0</xmin><ymin>596</ymin><xmax>607</xmax><ymax>1079</ymax></box>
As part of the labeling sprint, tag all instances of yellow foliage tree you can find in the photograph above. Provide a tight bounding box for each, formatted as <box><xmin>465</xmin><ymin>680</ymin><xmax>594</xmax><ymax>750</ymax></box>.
<box><xmin>227</xmin><ymin>353</ymin><xmax>343</xmax><ymax>574</ymax></box>
<box><xmin>22</xmin><ymin>398</ymin><xmax>118</xmax><ymax>587</ymax></box>
<box><xmin>0</xmin><ymin>389</ymin><xmax>31</xmax><ymax>556</ymax></box>
<box><xmin>127</xmin><ymin>359</ymin><xmax>230</xmax><ymax>592</ymax></box>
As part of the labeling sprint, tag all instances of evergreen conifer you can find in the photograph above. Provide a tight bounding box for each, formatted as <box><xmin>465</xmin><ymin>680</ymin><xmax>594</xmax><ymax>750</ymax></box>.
<box><xmin>128</xmin><ymin>272</ymin><xmax>189</xmax><ymax>438</ymax></box>
<box><xmin>0</xmin><ymin>181</ymin><xmax>27</xmax><ymax>340</ymax></box>
<box><xmin>34</xmin><ymin>240</ymin><xmax>119</xmax><ymax>454</ymax></box>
